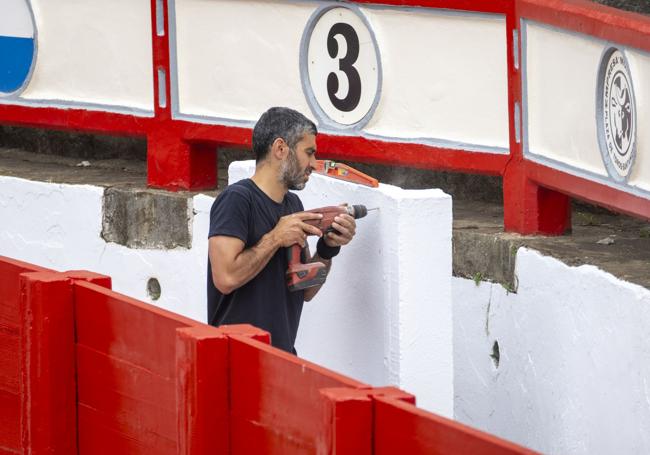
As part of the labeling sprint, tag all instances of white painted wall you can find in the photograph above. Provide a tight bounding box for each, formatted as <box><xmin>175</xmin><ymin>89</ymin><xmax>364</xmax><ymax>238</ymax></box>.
<box><xmin>0</xmin><ymin>165</ymin><xmax>454</xmax><ymax>417</ymax></box>
<box><xmin>19</xmin><ymin>0</ymin><xmax>154</xmax><ymax>111</ymax></box>
<box><xmin>454</xmin><ymin>248</ymin><xmax>650</xmax><ymax>455</ymax></box>
<box><xmin>0</xmin><ymin>176</ymin><xmax>208</xmax><ymax>321</ymax></box>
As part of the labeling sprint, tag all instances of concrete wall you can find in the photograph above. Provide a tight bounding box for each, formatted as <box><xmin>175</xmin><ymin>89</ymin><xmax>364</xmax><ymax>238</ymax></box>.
<box><xmin>0</xmin><ymin>163</ymin><xmax>454</xmax><ymax>417</ymax></box>
<box><xmin>454</xmin><ymin>247</ymin><xmax>650</xmax><ymax>455</ymax></box>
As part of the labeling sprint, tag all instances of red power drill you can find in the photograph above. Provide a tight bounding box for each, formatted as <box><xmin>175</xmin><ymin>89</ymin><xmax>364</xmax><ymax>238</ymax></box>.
<box><xmin>286</xmin><ymin>204</ymin><xmax>377</xmax><ymax>291</ymax></box>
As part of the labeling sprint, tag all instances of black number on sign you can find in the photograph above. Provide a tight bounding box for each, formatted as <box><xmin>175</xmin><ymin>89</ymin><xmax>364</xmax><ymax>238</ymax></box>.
<box><xmin>327</xmin><ymin>23</ymin><xmax>361</xmax><ymax>112</ymax></box>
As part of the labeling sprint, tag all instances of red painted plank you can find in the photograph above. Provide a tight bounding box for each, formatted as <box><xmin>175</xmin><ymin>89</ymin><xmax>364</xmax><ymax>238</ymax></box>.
<box><xmin>176</xmin><ymin>327</ymin><xmax>229</xmax><ymax>455</ymax></box>
<box><xmin>78</xmin><ymin>404</ymin><xmax>175</xmax><ymax>455</ymax></box>
<box><xmin>526</xmin><ymin>162</ymin><xmax>650</xmax><ymax>222</ymax></box>
<box><xmin>0</xmin><ymin>390</ymin><xmax>20</xmax><ymax>454</ymax></box>
<box><xmin>318</xmin><ymin>135</ymin><xmax>509</xmax><ymax>176</ymax></box>
<box><xmin>518</xmin><ymin>0</ymin><xmax>650</xmax><ymax>52</ymax></box>
<box><xmin>20</xmin><ymin>272</ymin><xmax>77</xmax><ymax>454</ymax></box>
<box><xmin>0</xmin><ymin>256</ymin><xmax>49</xmax><ymax>324</ymax></box>
<box><xmin>0</xmin><ymin>257</ymin><xmax>48</xmax><ymax>453</ymax></box>
<box><xmin>0</xmin><ymin>105</ymin><xmax>151</xmax><ymax>136</ymax></box>
<box><xmin>0</xmin><ymin>333</ymin><xmax>19</xmax><ymax>393</ymax></box>
<box><xmin>73</xmin><ymin>281</ymin><xmax>198</xmax><ymax>377</ymax></box>
<box><xmin>76</xmin><ymin>345</ymin><xmax>176</xmax><ymax>452</ymax></box>
<box><xmin>229</xmin><ymin>335</ymin><xmax>367</xmax><ymax>454</ymax></box>
<box><xmin>319</xmin><ymin>388</ymin><xmax>373</xmax><ymax>455</ymax></box>
<box><xmin>374</xmin><ymin>396</ymin><xmax>538</xmax><ymax>454</ymax></box>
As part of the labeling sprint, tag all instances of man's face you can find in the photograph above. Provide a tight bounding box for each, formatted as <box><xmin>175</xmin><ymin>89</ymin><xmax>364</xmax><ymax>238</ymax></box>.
<box><xmin>280</xmin><ymin>133</ymin><xmax>317</xmax><ymax>190</ymax></box>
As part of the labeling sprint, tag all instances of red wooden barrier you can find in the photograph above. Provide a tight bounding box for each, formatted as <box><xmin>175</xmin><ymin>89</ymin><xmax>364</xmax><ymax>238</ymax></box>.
<box><xmin>0</xmin><ymin>257</ymin><xmax>49</xmax><ymax>454</ymax></box>
<box><xmin>0</xmin><ymin>256</ymin><xmax>536</xmax><ymax>454</ymax></box>
<box><xmin>74</xmin><ymin>281</ymin><xmax>198</xmax><ymax>454</ymax></box>
<box><xmin>228</xmin><ymin>335</ymin><xmax>369</xmax><ymax>454</ymax></box>
<box><xmin>374</xmin><ymin>395</ymin><xmax>537</xmax><ymax>454</ymax></box>
<box><xmin>176</xmin><ymin>326</ymin><xmax>229</xmax><ymax>455</ymax></box>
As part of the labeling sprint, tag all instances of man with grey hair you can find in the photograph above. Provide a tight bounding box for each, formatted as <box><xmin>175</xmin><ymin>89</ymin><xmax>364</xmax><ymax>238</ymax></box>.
<box><xmin>207</xmin><ymin>107</ymin><xmax>357</xmax><ymax>354</ymax></box>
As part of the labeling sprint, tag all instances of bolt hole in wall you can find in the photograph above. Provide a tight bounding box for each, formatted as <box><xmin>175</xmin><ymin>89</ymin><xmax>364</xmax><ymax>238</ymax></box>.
<box><xmin>491</xmin><ymin>340</ymin><xmax>500</xmax><ymax>368</ymax></box>
<box><xmin>147</xmin><ymin>277</ymin><xmax>161</xmax><ymax>301</ymax></box>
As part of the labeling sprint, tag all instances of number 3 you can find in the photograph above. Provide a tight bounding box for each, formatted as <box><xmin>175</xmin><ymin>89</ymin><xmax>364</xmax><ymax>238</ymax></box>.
<box><xmin>327</xmin><ymin>23</ymin><xmax>361</xmax><ymax>112</ymax></box>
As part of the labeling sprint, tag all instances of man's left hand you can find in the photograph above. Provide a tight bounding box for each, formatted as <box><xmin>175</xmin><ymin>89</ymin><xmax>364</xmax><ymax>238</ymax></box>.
<box><xmin>323</xmin><ymin>213</ymin><xmax>356</xmax><ymax>247</ymax></box>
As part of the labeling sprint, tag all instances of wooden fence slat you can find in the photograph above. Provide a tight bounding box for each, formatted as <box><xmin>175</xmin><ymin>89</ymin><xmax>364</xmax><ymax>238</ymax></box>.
<box><xmin>374</xmin><ymin>396</ymin><xmax>538</xmax><ymax>455</ymax></box>
<box><xmin>20</xmin><ymin>272</ymin><xmax>77</xmax><ymax>454</ymax></box>
<box><xmin>176</xmin><ymin>326</ymin><xmax>229</xmax><ymax>455</ymax></box>
<box><xmin>228</xmin><ymin>335</ymin><xmax>367</xmax><ymax>454</ymax></box>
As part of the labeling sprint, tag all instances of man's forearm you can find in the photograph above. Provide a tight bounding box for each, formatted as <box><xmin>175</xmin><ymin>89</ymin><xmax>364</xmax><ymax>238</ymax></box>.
<box><xmin>217</xmin><ymin>232</ymin><xmax>280</xmax><ymax>294</ymax></box>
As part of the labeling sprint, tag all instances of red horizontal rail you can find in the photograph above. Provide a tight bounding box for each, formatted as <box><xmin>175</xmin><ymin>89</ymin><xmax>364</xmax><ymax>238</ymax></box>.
<box><xmin>0</xmin><ymin>105</ymin><xmax>153</xmax><ymax>137</ymax></box>
<box><xmin>518</xmin><ymin>0</ymin><xmax>650</xmax><ymax>52</ymax></box>
<box><xmin>526</xmin><ymin>161</ymin><xmax>650</xmax><ymax>222</ymax></box>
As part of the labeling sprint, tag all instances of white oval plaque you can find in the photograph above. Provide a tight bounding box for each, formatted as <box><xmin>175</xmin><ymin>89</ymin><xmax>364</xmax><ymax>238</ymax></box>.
<box><xmin>597</xmin><ymin>48</ymin><xmax>637</xmax><ymax>182</ymax></box>
<box><xmin>301</xmin><ymin>6</ymin><xmax>381</xmax><ymax>127</ymax></box>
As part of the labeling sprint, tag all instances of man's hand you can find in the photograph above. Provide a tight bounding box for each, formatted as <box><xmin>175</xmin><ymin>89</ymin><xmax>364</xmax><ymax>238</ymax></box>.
<box><xmin>271</xmin><ymin>212</ymin><xmax>323</xmax><ymax>248</ymax></box>
<box><xmin>323</xmin><ymin>208</ymin><xmax>356</xmax><ymax>247</ymax></box>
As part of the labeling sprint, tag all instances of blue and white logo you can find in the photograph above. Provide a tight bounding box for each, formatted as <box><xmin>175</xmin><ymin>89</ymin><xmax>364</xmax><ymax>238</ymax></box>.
<box><xmin>0</xmin><ymin>0</ymin><xmax>37</xmax><ymax>96</ymax></box>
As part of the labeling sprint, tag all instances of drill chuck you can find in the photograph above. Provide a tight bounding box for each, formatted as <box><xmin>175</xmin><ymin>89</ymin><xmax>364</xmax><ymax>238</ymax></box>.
<box><xmin>349</xmin><ymin>205</ymin><xmax>367</xmax><ymax>219</ymax></box>
<box><xmin>347</xmin><ymin>205</ymin><xmax>378</xmax><ymax>219</ymax></box>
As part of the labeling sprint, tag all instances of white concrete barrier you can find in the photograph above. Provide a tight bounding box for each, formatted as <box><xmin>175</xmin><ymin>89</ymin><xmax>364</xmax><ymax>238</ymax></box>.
<box><xmin>454</xmin><ymin>247</ymin><xmax>650</xmax><ymax>455</ymax></box>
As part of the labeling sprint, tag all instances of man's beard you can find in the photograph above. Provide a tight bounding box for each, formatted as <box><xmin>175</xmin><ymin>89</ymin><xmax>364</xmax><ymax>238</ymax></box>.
<box><xmin>280</xmin><ymin>148</ymin><xmax>309</xmax><ymax>190</ymax></box>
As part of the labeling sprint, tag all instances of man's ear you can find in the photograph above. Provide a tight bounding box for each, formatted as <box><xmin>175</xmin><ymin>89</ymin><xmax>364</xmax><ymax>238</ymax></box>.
<box><xmin>271</xmin><ymin>138</ymin><xmax>288</xmax><ymax>160</ymax></box>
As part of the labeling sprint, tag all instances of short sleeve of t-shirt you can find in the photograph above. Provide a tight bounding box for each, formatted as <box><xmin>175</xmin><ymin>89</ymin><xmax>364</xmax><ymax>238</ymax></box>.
<box><xmin>208</xmin><ymin>186</ymin><xmax>251</xmax><ymax>243</ymax></box>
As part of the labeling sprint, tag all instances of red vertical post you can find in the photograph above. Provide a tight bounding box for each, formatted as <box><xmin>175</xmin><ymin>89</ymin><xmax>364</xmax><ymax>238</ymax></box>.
<box><xmin>19</xmin><ymin>272</ymin><xmax>77</xmax><ymax>454</ymax></box>
<box><xmin>147</xmin><ymin>0</ymin><xmax>217</xmax><ymax>191</ymax></box>
<box><xmin>503</xmin><ymin>164</ymin><xmax>571</xmax><ymax>234</ymax></box>
<box><xmin>502</xmin><ymin>3</ymin><xmax>571</xmax><ymax>235</ymax></box>
<box><xmin>318</xmin><ymin>388</ymin><xmax>372</xmax><ymax>455</ymax></box>
<box><xmin>176</xmin><ymin>326</ymin><xmax>230</xmax><ymax>455</ymax></box>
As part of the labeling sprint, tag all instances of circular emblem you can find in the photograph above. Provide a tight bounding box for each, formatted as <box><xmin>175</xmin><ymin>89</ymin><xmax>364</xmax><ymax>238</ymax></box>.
<box><xmin>300</xmin><ymin>5</ymin><xmax>381</xmax><ymax>128</ymax></box>
<box><xmin>0</xmin><ymin>0</ymin><xmax>37</xmax><ymax>97</ymax></box>
<box><xmin>596</xmin><ymin>48</ymin><xmax>637</xmax><ymax>182</ymax></box>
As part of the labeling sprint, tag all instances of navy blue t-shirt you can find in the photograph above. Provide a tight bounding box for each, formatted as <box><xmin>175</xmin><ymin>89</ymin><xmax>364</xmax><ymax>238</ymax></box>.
<box><xmin>207</xmin><ymin>179</ymin><xmax>304</xmax><ymax>353</ymax></box>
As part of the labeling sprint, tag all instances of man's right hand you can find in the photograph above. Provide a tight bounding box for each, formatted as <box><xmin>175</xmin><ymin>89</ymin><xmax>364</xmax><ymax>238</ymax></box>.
<box><xmin>271</xmin><ymin>212</ymin><xmax>324</xmax><ymax>248</ymax></box>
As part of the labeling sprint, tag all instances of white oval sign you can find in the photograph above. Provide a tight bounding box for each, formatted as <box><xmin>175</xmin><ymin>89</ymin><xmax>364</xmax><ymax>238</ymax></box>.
<box><xmin>301</xmin><ymin>6</ymin><xmax>381</xmax><ymax>127</ymax></box>
<box><xmin>597</xmin><ymin>48</ymin><xmax>637</xmax><ymax>182</ymax></box>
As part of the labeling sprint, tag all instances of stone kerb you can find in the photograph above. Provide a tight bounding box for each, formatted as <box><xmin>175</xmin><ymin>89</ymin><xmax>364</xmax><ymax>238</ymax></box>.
<box><xmin>228</xmin><ymin>161</ymin><xmax>453</xmax><ymax>417</ymax></box>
